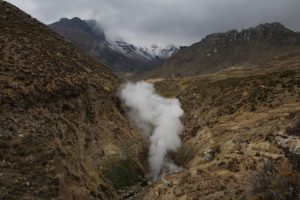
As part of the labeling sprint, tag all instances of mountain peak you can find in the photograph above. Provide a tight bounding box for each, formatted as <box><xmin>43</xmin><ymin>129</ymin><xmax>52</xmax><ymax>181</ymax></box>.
<box><xmin>50</xmin><ymin>17</ymin><xmax>106</xmax><ymax>42</ymax></box>
<box><xmin>59</xmin><ymin>17</ymin><xmax>69</xmax><ymax>22</ymax></box>
<box><xmin>149</xmin><ymin>22</ymin><xmax>300</xmax><ymax>78</ymax></box>
<box><xmin>109</xmin><ymin>39</ymin><xmax>178</xmax><ymax>61</ymax></box>
<box><xmin>254</xmin><ymin>22</ymin><xmax>287</xmax><ymax>31</ymax></box>
<box><xmin>49</xmin><ymin>18</ymin><xmax>178</xmax><ymax>76</ymax></box>
<box><xmin>57</xmin><ymin>17</ymin><xmax>84</xmax><ymax>25</ymax></box>
<box><xmin>70</xmin><ymin>16</ymin><xmax>82</xmax><ymax>21</ymax></box>
<box><xmin>202</xmin><ymin>22</ymin><xmax>296</xmax><ymax>46</ymax></box>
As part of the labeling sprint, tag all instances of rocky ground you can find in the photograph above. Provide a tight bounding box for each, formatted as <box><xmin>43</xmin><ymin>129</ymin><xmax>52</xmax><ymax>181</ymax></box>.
<box><xmin>136</xmin><ymin>52</ymin><xmax>300</xmax><ymax>199</ymax></box>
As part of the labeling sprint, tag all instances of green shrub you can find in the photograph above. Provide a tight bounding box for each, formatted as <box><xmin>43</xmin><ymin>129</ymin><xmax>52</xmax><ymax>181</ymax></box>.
<box><xmin>106</xmin><ymin>159</ymin><xmax>143</xmax><ymax>189</ymax></box>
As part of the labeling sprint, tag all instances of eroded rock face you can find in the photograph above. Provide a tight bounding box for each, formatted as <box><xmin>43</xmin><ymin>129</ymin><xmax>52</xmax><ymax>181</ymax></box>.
<box><xmin>0</xmin><ymin>2</ymin><xmax>147</xmax><ymax>199</ymax></box>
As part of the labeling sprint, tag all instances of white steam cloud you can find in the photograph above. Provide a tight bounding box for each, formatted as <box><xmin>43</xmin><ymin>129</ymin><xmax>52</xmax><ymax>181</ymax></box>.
<box><xmin>119</xmin><ymin>81</ymin><xmax>184</xmax><ymax>180</ymax></box>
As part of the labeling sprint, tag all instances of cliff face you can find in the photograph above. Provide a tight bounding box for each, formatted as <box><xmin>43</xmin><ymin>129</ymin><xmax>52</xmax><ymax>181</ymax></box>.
<box><xmin>146</xmin><ymin>23</ymin><xmax>300</xmax><ymax>78</ymax></box>
<box><xmin>0</xmin><ymin>1</ymin><xmax>146</xmax><ymax>199</ymax></box>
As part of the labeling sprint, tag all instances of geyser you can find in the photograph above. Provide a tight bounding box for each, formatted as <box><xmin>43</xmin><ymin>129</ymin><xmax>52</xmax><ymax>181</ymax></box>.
<box><xmin>119</xmin><ymin>81</ymin><xmax>184</xmax><ymax>180</ymax></box>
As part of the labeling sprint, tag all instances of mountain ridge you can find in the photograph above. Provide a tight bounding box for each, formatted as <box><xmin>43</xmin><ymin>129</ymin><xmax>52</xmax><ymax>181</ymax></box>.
<box><xmin>1</xmin><ymin>1</ymin><xmax>300</xmax><ymax>199</ymax></box>
<box><xmin>142</xmin><ymin>22</ymin><xmax>300</xmax><ymax>78</ymax></box>
<box><xmin>49</xmin><ymin>17</ymin><xmax>178</xmax><ymax>78</ymax></box>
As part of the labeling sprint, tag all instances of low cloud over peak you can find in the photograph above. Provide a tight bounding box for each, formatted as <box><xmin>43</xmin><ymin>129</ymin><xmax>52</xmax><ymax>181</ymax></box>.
<box><xmin>7</xmin><ymin>0</ymin><xmax>300</xmax><ymax>47</ymax></box>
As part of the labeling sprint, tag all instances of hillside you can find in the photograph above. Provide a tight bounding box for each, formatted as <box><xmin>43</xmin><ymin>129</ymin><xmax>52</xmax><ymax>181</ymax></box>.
<box><xmin>49</xmin><ymin>18</ymin><xmax>178</xmax><ymax>78</ymax></box>
<box><xmin>0</xmin><ymin>1</ymin><xmax>147</xmax><ymax>199</ymax></box>
<box><xmin>1</xmin><ymin>1</ymin><xmax>300</xmax><ymax>199</ymax></box>
<box><xmin>144</xmin><ymin>23</ymin><xmax>300</xmax><ymax>78</ymax></box>
<box><xmin>136</xmin><ymin>51</ymin><xmax>300</xmax><ymax>199</ymax></box>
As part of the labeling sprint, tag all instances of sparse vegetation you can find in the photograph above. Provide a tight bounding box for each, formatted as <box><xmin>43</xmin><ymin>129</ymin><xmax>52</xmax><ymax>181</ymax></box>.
<box><xmin>151</xmin><ymin>61</ymin><xmax>300</xmax><ymax>199</ymax></box>
<box><xmin>286</xmin><ymin>119</ymin><xmax>300</xmax><ymax>136</ymax></box>
<box><xmin>248</xmin><ymin>160</ymin><xmax>300</xmax><ymax>200</ymax></box>
<box><xmin>2</xmin><ymin>1</ymin><xmax>300</xmax><ymax>199</ymax></box>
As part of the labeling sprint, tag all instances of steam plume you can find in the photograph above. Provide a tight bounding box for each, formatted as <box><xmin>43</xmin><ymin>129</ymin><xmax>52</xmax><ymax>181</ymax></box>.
<box><xmin>119</xmin><ymin>81</ymin><xmax>184</xmax><ymax>180</ymax></box>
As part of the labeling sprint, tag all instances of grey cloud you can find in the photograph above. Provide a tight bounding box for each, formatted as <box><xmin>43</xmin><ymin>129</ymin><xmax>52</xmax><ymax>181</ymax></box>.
<box><xmin>7</xmin><ymin>0</ymin><xmax>300</xmax><ymax>47</ymax></box>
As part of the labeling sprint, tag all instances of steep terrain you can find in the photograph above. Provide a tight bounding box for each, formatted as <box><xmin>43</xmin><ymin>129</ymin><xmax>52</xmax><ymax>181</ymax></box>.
<box><xmin>0</xmin><ymin>1</ymin><xmax>147</xmax><ymax>199</ymax></box>
<box><xmin>49</xmin><ymin>18</ymin><xmax>178</xmax><ymax>78</ymax></box>
<box><xmin>145</xmin><ymin>23</ymin><xmax>300</xmax><ymax>78</ymax></box>
<box><xmin>1</xmin><ymin>1</ymin><xmax>300</xmax><ymax>200</ymax></box>
<box><xmin>136</xmin><ymin>51</ymin><xmax>300</xmax><ymax>199</ymax></box>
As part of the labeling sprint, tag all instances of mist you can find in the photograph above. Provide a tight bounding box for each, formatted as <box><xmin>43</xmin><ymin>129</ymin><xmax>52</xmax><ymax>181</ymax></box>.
<box><xmin>119</xmin><ymin>81</ymin><xmax>184</xmax><ymax>180</ymax></box>
<box><xmin>7</xmin><ymin>0</ymin><xmax>300</xmax><ymax>47</ymax></box>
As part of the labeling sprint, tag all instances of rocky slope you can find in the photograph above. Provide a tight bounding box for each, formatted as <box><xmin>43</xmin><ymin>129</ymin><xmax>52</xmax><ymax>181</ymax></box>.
<box><xmin>145</xmin><ymin>22</ymin><xmax>300</xmax><ymax>78</ymax></box>
<box><xmin>0</xmin><ymin>1</ymin><xmax>147</xmax><ymax>199</ymax></box>
<box><xmin>1</xmin><ymin>1</ymin><xmax>300</xmax><ymax>200</ymax></box>
<box><xmin>136</xmin><ymin>51</ymin><xmax>300</xmax><ymax>199</ymax></box>
<box><xmin>49</xmin><ymin>18</ymin><xmax>178</xmax><ymax>78</ymax></box>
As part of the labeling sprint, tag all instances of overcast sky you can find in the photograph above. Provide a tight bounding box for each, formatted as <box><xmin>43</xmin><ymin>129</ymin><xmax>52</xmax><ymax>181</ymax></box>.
<box><xmin>6</xmin><ymin>0</ymin><xmax>300</xmax><ymax>47</ymax></box>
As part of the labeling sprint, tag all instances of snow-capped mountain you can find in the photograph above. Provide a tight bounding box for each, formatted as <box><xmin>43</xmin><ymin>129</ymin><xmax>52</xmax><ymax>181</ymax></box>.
<box><xmin>49</xmin><ymin>17</ymin><xmax>178</xmax><ymax>77</ymax></box>
<box><xmin>149</xmin><ymin>44</ymin><xmax>179</xmax><ymax>58</ymax></box>
<box><xmin>108</xmin><ymin>39</ymin><xmax>178</xmax><ymax>61</ymax></box>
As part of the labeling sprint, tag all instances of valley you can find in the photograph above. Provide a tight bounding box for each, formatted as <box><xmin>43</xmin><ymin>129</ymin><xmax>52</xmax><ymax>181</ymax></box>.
<box><xmin>0</xmin><ymin>1</ymin><xmax>300</xmax><ymax>200</ymax></box>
